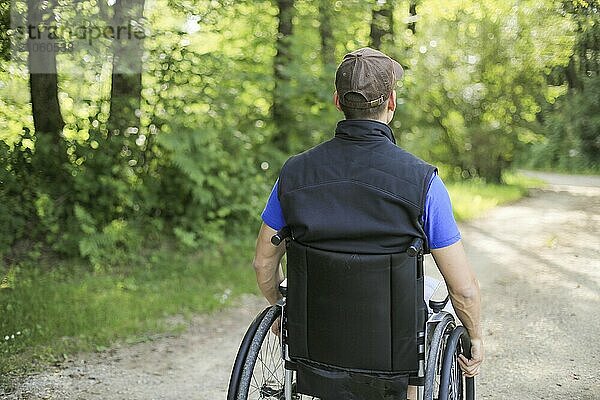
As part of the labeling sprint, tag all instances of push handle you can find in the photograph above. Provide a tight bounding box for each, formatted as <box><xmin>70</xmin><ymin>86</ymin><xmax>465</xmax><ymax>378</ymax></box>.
<box><xmin>407</xmin><ymin>237</ymin><xmax>424</xmax><ymax>257</ymax></box>
<box><xmin>271</xmin><ymin>226</ymin><xmax>291</xmax><ymax>246</ymax></box>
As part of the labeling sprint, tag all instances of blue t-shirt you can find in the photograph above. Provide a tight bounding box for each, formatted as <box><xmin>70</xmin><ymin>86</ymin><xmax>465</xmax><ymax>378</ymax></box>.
<box><xmin>261</xmin><ymin>174</ymin><xmax>461</xmax><ymax>250</ymax></box>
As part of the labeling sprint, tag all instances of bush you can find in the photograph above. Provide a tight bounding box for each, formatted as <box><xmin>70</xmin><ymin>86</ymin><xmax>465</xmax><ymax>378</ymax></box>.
<box><xmin>525</xmin><ymin>78</ymin><xmax>600</xmax><ymax>173</ymax></box>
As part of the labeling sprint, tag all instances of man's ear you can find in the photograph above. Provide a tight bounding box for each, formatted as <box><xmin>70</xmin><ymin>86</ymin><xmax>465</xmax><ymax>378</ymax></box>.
<box><xmin>388</xmin><ymin>90</ymin><xmax>397</xmax><ymax>112</ymax></box>
<box><xmin>333</xmin><ymin>91</ymin><xmax>343</xmax><ymax>112</ymax></box>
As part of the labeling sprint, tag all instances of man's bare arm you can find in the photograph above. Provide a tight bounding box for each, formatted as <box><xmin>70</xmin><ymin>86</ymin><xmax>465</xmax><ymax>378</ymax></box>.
<box><xmin>431</xmin><ymin>240</ymin><xmax>483</xmax><ymax>377</ymax></box>
<box><xmin>253</xmin><ymin>223</ymin><xmax>286</xmax><ymax>305</ymax></box>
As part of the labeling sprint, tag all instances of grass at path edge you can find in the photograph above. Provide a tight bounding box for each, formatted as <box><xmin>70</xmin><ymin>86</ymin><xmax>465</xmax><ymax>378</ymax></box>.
<box><xmin>0</xmin><ymin>239</ymin><xmax>258</xmax><ymax>381</ymax></box>
<box><xmin>447</xmin><ymin>172</ymin><xmax>544</xmax><ymax>221</ymax></box>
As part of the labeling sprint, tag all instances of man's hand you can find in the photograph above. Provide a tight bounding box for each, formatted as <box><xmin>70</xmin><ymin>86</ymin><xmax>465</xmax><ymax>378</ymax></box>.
<box><xmin>271</xmin><ymin>316</ymin><xmax>281</xmax><ymax>336</ymax></box>
<box><xmin>458</xmin><ymin>338</ymin><xmax>483</xmax><ymax>377</ymax></box>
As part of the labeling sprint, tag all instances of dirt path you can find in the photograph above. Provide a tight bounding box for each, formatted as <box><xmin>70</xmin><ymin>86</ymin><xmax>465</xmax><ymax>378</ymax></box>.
<box><xmin>459</xmin><ymin>173</ymin><xmax>600</xmax><ymax>399</ymax></box>
<box><xmin>2</xmin><ymin>172</ymin><xmax>599</xmax><ymax>400</ymax></box>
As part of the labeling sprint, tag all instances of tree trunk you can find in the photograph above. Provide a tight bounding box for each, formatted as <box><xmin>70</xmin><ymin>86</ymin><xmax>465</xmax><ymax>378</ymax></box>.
<box><xmin>26</xmin><ymin>0</ymin><xmax>72</xmax><ymax>256</ymax></box>
<box><xmin>0</xmin><ymin>2</ymin><xmax>10</xmax><ymax>61</ymax></box>
<box><xmin>407</xmin><ymin>1</ymin><xmax>418</xmax><ymax>35</ymax></box>
<box><xmin>318</xmin><ymin>0</ymin><xmax>335</xmax><ymax>68</ymax></box>
<box><xmin>272</xmin><ymin>0</ymin><xmax>294</xmax><ymax>152</ymax></box>
<box><xmin>565</xmin><ymin>55</ymin><xmax>580</xmax><ymax>91</ymax></box>
<box><xmin>370</xmin><ymin>0</ymin><xmax>394</xmax><ymax>50</ymax></box>
<box><xmin>27</xmin><ymin>0</ymin><xmax>65</xmax><ymax>136</ymax></box>
<box><xmin>26</xmin><ymin>0</ymin><xmax>67</xmax><ymax>178</ymax></box>
<box><xmin>108</xmin><ymin>0</ymin><xmax>145</xmax><ymax>136</ymax></box>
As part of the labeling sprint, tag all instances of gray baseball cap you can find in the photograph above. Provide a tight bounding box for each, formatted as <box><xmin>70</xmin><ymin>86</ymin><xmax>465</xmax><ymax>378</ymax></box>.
<box><xmin>335</xmin><ymin>47</ymin><xmax>404</xmax><ymax>109</ymax></box>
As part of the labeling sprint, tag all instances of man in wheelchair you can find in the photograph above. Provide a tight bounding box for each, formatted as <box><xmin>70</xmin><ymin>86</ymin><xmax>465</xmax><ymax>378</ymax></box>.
<box><xmin>236</xmin><ymin>48</ymin><xmax>483</xmax><ymax>400</ymax></box>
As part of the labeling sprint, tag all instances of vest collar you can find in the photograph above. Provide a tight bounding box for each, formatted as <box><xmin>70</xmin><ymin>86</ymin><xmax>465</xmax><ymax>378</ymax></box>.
<box><xmin>335</xmin><ymin>119</ymin><xmax>396</xmax><ymax>144</ymax></box>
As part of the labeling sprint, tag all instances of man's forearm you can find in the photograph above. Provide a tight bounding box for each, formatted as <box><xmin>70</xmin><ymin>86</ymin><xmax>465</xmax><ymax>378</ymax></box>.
<box><xmin>448</xmin><ymin>279</ymin><xmax>482</xmax><ymax>340</ymax></box>
<box><xmin>254</xmin><ymin>261</ymin><xmax>284</xmax><ymax>305</ymax></box>
<box><xmin>432</xmin><ymin>241</ymin><xmax>484</xmax><ymax>376</ymax></box>
<box><xmin>253</xmin><ymin>223</ymin><xmax>287</xmax><ymax>305</ymax></box>
<box><xmin>431</xmin><ymin>241</ymin><xmax>483</xmax><ymax>340</ymax></box>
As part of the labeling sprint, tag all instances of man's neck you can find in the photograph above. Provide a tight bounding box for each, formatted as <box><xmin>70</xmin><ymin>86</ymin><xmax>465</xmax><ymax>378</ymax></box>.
<box><xmin>345</xmin><ymin>117</ymin><xmax>389</xmax><ymax>125</ymax></box>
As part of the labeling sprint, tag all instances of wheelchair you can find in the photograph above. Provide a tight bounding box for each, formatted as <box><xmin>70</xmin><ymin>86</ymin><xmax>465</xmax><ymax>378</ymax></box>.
<box><xmin>228</xmin><ymin>230</ymin><xmax>475</xmax><ymax>400</ymax></box>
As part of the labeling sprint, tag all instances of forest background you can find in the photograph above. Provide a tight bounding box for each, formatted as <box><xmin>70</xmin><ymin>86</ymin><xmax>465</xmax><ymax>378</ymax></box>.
<box><xmin>0</xmin><ymin>0</ymin><xmax>598</xmax><ymax>376</ymax></box>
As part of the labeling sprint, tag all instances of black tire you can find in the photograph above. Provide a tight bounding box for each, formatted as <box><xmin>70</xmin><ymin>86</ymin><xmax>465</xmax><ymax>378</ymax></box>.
<box><xmin>228</xmin><ymin>307</ymin><xmax>274</xmax><ymax>400</ymax></box>
<box><xmin>424</xmin><ymin>313</ymin><xmax>455</xmax><ymax>400</ymax></box>
<box><xmin>229</xmin><ymin>305</ymin><xmax>284</xmax><ymax>400</ymax></box>
<box><xmin>438</xmin><ymin>326</ymin><xmax>467</xmax><ymax>400</ymax></box>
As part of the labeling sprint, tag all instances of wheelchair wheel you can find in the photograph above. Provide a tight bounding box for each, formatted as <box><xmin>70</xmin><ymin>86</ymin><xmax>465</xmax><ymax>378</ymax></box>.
<box><xmin>438</xmin><ymin>326</ymin><xmax>475</xmax><ymax>400</ymax></box>
<box><xmin>228</xmin><ymin>305</ymin><xmax>285</xmax><ymax>400</ymax></box>
<box><xmin>424</xmin><ymin>313</ymin><xmax>454</xmax><ymax>400</ymax></box>
<box><xmin>425</xmin><ymin>319</ymin><xmax>476</xmax><ymax>400</ymax></box>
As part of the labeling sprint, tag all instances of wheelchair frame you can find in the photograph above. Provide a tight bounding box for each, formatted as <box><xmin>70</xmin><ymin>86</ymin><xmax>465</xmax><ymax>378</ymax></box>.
<box><xmin>228</xmin><ymin>234</ymin><xmax>476</xmax><ymax>400</ymax></box>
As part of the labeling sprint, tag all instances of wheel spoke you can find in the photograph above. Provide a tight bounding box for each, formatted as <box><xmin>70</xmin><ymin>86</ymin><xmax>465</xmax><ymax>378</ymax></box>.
<box><xmin>248</xmin><ymin>326</ymin><xmax>285</xmax><ymax>399</ymax></box>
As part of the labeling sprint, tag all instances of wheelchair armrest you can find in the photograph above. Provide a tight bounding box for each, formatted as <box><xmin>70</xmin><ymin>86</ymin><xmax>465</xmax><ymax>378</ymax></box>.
<box><xmin>429</xmin><ymin>295</ymin><xmax>450</xmax><ymax>314</ymax></box>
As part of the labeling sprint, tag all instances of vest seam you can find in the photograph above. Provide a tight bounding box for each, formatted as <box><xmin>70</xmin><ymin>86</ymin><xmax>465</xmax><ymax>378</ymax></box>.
<box><xmin>300</xmin><ymin>139</ymin><xmax>432</xmax><ymax>191</ymax></box>
<box><xmin>280</xmin><ymin>179</ymin><xmax>421</xmax><ymax>210</ymax></box>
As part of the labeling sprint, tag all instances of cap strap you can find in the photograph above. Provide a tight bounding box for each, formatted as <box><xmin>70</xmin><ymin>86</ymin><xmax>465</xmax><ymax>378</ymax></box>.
<box><xmin>341</xmin><ymin>94</ymin><xmax>386</xmax><ymax>109</ymax></box>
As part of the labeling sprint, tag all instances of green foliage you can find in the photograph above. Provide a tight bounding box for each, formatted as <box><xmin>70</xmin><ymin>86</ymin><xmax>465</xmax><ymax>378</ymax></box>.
<box><xmin>0</xmin><ymin>131</ymin><xmax>41</xmax><ymax>261</ymax></box>
<box><xmin>0</xmin><ymin>0</ymin><xmax>596</xmax><ymax>264</ymax></box>
<box><xmin>521</xmin><ymin>1</ymin><xmax>600</xmax><ymax>173</ymax></box>
<box><xmin>2</xmin><ymin>1</ymin><xmax>277</xmax><ymax>259</ymax></box>
<box><xmin>75</xmin><ymin>206</ymin><xmax>143</xmax><ymax>271</ymax></box>
<box><xmin>155</xmin><ymin>124</ymin><xmax>270</xmax><ymax>245</ymax></box>
<box><xmin>397</xmin><ymin>0</ymin><xmax>574</xmax><ymax>182</ymax></box>
<box><xmin>526</xmin><ymin>77</ymin><xmax>600</xmax><ymax>172</ymax></box>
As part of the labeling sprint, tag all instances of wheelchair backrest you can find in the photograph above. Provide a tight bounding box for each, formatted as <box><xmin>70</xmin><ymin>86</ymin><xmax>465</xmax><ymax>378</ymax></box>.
<box><xmin>286</xmin><ymin>240</ymin><xmax>426</xmax><ymax>374</ymax></box>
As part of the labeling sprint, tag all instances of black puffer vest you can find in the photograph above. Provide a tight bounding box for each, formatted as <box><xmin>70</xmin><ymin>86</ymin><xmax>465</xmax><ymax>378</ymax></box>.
<box><xmin>278</xmin><ymin>119</ymin><xmax>436</xmax><ymax>254</ymax></box>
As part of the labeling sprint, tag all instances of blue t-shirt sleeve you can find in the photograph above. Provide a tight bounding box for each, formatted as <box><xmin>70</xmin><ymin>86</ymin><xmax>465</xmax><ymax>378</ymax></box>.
<box><xmin>261</xmin><ymin>180</ymin><xmax>286</xmax><ymax>231</ymax></box>
<box><xmin>423</xmin><ymin>175</ymin><xmax>461</xmax><ymax>249</ymax></box>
